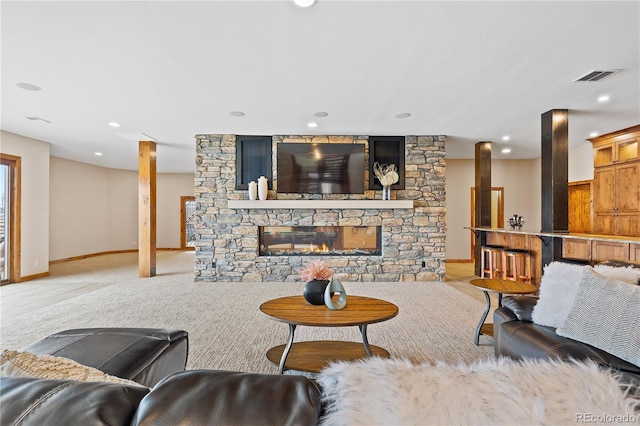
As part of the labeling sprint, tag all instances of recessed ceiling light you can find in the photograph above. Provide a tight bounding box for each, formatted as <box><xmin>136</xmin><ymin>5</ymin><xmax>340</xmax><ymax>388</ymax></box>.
<box><xmin>94</xmin><ymin>152</ymin><xmax>103</xmax><ymax>156</ymax></box>
<box><xmin>394</xmin><ymin>112</ymin><xmax>411</xmax><ymax>119</ymax></box>
<box><xmin>307</xmin><ymin>122</ymin><xmax>318</xmax><ymax>128</ymax></box>
<box><xmin>502</xmin><ymin>135</ymin><xmax>510</xmax><ymax>141</ymax></box>
<box><xmin>108</xmin><ymin>122</ymin><xmax>120</xmax><ymax>127</ymax></box>
<box><xmin>501</xmin><ymin>148</ymin><xmax>512</xmax><ymax>154</ymax></box>
<box><xmin>17</xmin><ymin>82</ymin><xmax>41</xmax><ymax>91</ymax></box>
<box><xmin>597</xmin><ymin>95</ymin><xmax>610</xmax><ymax>103</ymax></box>
<box><xmin>230</xmin><ymin>111</ymin><xmax>245</xmax><ymax>117</ymax></box>
<box><xmin>293</xmin><ymin>0</ymin><xmax>317</xmax><ymax>7</ymax></box>
<box><xmin>313</xmin><ymin>112</ymin><xmax>328</xmax><ymax>118</ymax></box>
<box><xmin>589</xmin><ymin>132</ymin><xmax>599</xmax><ymax>138</ymax></box>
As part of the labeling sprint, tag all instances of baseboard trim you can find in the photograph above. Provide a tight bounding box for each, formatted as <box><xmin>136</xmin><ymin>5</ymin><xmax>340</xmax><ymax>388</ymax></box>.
<box><xmin>17</xmin><ymin>271</ymin><xmax>50</xmax><ymax>282</ymax></box>
<box><xmin>49</xmin><ymin>248</ymin><xmax>186</xmax><ymax>265</ymax></box>
<box><xmin>446</xmin><ymin>259</ymin><xmax>473</xmax><ymax>263</ymax></box>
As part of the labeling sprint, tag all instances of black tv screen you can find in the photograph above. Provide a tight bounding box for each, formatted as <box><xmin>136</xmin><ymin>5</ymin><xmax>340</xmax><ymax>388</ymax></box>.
<box><xmin>277</xmin><ymin>143</ymin><xmax>365</xmax><ymax>194</ymax></box>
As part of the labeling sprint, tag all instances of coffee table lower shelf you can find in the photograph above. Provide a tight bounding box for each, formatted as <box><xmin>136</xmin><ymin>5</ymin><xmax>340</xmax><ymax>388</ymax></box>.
<box><xmin>266</xmin><ymin>340</ymin><xmax>390</xmax><ymax>373</ymax></box>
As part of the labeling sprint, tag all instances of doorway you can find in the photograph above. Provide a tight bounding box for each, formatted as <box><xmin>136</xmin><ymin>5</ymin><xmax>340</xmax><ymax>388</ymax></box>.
<box><xmin>0</xmin><ymin>154</ymin><xmax>20</xmax><ymax>285</ymax></box>
<box><xmin>470</xmin><ymin>187</ymin><xmax>504</xmax><ymax>261</ymax></box>
<box><xmin>180</xmin><ymin>196</ymin><xmax>196</xmax><ymax>250</ymax></box>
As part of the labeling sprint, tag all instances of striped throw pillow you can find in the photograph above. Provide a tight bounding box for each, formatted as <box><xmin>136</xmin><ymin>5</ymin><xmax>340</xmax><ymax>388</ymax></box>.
<box><xmin>557</xmin><ymin>268</ymin><xmax>640</xmax><ymax>367</ymax></box>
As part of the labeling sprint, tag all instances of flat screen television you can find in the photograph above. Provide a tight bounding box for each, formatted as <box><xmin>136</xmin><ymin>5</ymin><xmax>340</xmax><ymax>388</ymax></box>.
<box><xmin>277</xmin><ymin>143</ymin><xmax>365</xmax><ymax>194</ymax></box>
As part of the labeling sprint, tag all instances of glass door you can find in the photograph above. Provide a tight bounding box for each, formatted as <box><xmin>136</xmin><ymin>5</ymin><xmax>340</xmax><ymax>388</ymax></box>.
<box><xmin>180</xmin><ymin>196</ymin><xmax>196</xmax><ymax>249</ymax></box>
<box><xmin>1</xmin><ymin>163</ymin><xmax>9</xmax><ymax>283</ymax></box>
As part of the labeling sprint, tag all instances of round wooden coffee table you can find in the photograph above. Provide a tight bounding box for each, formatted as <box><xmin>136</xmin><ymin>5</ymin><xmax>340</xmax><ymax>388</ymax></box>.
<box><xmin>469</xmin><ymin>278</ymin><xmax>538</xmax><ymax>345</ymax></box>
<box><xmin>260</xmin><ymin>295</ymin><xmax>398</xmax><ymax>374</ymax></box>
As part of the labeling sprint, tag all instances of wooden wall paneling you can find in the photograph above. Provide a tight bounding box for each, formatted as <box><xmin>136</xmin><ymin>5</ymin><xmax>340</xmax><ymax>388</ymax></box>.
<box><xmin>487</xmin><ymin>231</ymin><xmax>509</xmax><ymax>247</ymax></box>
<box><xmin>568</xmin><ymin>180</ymin><xmax>592</xmax><ymax>233</ymax></box>
<box><xmin>630</xmin><ymin>243</ymin><xmax>640</xmax><ymax>262</ymax></box>
<box><xmin>529</xmin><ymin>236</ymin><xmax>543</xmax><ymax>285</ymax></box>
<box><xmin>591</xmin><ymin>241</ymin><xmax>630</xmax><ymax>263</ymax></box>
<box><xmin>562</xmin><ymin>238</ymin><xmax>592</xmax><ymax>261</ymax></box>
<box><xmin>509</xmin><ymin>234</ymin><xmax>528</xmax><ymax>249</ymax></box>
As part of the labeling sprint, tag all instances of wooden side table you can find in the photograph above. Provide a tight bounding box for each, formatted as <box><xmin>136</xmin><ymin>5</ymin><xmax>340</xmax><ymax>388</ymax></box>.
<box><xmin>468</xmin><ymin>278</ymin><xmax>538</xmax><ymax>346</ymax></box>
<box><xmin>260</xmin><ymin>295</ymin><xmax>398</xmax><ymax>373</ymax></box>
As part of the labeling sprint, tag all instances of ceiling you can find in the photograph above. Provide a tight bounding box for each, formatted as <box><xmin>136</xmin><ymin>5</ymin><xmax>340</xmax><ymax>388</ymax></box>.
<box><xmin>2</xmin><ymin>0</ymin><xmax>639</xmax><ymax>173</ymax></box>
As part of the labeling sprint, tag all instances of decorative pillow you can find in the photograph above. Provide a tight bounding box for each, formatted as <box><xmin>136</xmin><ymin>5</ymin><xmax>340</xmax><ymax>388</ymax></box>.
<box><xmin>0</xmin><ymin>350</ymin><xmax>146</xmax><ymax>387</ymax></box>
<box><xmin>531</xmin><ymin>261</ymin><xmax>588</xmax><ymax>328</ymax></box>
<box><xmin>594</xmin><ymin>263</ymin><xmax>640</xmax><ymax>285</ymax></box>
<box><xmin>557</xmin><ymin>268</ymin><xmax>640</xmax><ymax>367</ymax></box>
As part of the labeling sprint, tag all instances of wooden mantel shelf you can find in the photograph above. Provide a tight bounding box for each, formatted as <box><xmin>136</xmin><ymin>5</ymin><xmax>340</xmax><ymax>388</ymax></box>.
<box><xmin>228</xmin><ymin>200</ymin><xmax>414</xmax><ymax>209</ymax></box>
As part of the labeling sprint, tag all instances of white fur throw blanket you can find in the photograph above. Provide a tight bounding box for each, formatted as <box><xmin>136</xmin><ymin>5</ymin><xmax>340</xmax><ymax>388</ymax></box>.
<box><xmin>316</xmin><ymin>357</ymin><xmax>639</xmax><ymax>425</ymax></box>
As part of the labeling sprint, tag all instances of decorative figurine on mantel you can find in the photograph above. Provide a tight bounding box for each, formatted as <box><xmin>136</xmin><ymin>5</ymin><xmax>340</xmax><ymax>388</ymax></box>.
<box><xmin>509</xmin><ymin>214</ymin><xmax>525</xmax><ymax>230</ymax></box>
<box><xmin>248</xmin><ymin>180</ymin><xmax>257</xmax><ymax>200</ymax></box>
<box><xmin>373</xmin><ymin>162</ymin><xmax>399</xmax><ymax>200</ymax></box>
<box><xmin>257</xmin><ymin>176</ymin><xmax>268</xmax><ymax>200</ymax></box>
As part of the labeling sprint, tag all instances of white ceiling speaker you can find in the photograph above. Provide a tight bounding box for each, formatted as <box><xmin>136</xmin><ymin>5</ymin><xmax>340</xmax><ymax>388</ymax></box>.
<box><xmin>293</xmin><ymin>0</ymin><xmax>317</xmax><ymax>7</ymax></box>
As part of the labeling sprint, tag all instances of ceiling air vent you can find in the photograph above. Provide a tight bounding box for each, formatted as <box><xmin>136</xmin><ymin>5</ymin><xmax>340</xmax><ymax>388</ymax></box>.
<box><xmin>117</xmin><ymin>132</ymin><xmax>157</xmax><ymax>142</ymax></box>
<box><xmin>26</xmin><ymin>116</ymin><xmax>51</xmax><ymax>123</ymax></box>
<box><xmin>574</xmin><ymin>69</ymin><xmax>620</xmax><ymax>82</ymax></box>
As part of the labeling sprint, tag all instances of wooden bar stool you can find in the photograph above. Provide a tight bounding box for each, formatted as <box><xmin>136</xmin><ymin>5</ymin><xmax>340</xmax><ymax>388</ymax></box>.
<box><xmin>503</xmin><ymin>248</ymin><xmax>532</xmax><ymax>283</ymax></box>
<box><xmin>480</xmin><ymin>245</ymin><xmax>505</xmax><ymax>278</ymax></box>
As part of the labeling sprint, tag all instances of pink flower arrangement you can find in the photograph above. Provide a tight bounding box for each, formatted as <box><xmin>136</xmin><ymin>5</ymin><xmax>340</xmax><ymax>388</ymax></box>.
<box><xmin>300</xmin><ymin>259</ymin><xmax>333</xmax><ymax>282</ymax></box>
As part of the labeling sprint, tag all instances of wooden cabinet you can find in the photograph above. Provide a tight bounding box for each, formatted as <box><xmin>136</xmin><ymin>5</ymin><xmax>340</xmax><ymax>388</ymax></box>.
<box><xmin>590</xmin><ymin>125</ymin><xmax>640</xmax><ymax>236</ymax></box>
<box><xmin>593</xmin><ymin>136</ymin><xmax>639</xmax><ymax>167</ymax></box>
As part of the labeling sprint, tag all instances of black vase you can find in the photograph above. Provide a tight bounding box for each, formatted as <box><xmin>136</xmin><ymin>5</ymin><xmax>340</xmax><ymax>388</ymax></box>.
<box><xmin>303</xmin><ymin>279</ymin><xmax>330</xmax><ymax>305</ymax></box>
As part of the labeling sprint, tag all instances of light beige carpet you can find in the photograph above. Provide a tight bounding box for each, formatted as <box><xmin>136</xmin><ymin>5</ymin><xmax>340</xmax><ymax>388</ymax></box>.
<box><xmin>0</xmin><ymin>252</ymin><xmax>494</xmax><ymax>374</ymax></box>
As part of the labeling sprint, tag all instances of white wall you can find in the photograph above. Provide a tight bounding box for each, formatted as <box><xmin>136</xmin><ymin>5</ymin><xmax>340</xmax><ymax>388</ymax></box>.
<box><xmin>0</xmin><ymin>131</ymin><xmax>50</xmax><ymax>278</ymax></box>
<box><xmin>569</xmin><ymin>142</ymin><xmax>594</xmax><ymax>182</ymax></box>
<box><xmin>445</xmin><ymin>159</ymin><xmax>541</xmax><ymax>260</ymax></box>
<box><xmin>157</xmin><ymin>173</ymin><xmax>195</xmax><ymax>248</ymax></box>
<box><xmin>445</xmin><ymin>144</ymin><xmax>590</xmax><ymax>261</ymax></box>
<box><xmin>105</xmin><ymin>168</ymin><xmax>138</xmax><ymax>252</ymax></box>
<box><xmin>50</xmin><ymin>157</ymin><xmax>195</xmax><ymax>260</ymax></box>
<box><xmin>50</xmin><ymin>158</ymin><xmax>111</xmax><ymax>259</ymax></box>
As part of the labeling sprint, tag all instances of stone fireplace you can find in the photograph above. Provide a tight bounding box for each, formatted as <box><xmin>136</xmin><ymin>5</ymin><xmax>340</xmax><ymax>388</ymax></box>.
<box><xmin>193</xmin><ymin>134</ymin><xmax>446</xmax><ymax>282</ymax></box>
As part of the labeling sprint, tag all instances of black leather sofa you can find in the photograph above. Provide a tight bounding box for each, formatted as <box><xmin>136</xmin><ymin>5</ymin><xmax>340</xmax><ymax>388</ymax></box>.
<box><xmin>494</xmin><ymin>296</ymin><xmax>640</xmax><ymax>383</ymax></box>
<box><xmin>0</xmin><ymin>328</ymin><xmax>322</xmax><ymax>426</ymax></box>
<box><xmin>19</xmin><ymin>327</ymin><xmax>189</xmax><ymax>387</ymax></box>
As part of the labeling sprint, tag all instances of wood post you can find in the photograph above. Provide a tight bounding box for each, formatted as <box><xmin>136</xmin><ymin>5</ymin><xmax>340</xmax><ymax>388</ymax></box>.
<box><xmin>541</xmin><ymin>109</ymin><xmax>569</xmax><ymax>266</ymax></box>
<box><xmin>474</xmin><ymin>141</ymin><xmax>492</xmax><ymax>275</ymax></box>
<box><xmin>138</xmin><ymin>141</ymin><xmax>156</xmax><ymax>278</ymax></box>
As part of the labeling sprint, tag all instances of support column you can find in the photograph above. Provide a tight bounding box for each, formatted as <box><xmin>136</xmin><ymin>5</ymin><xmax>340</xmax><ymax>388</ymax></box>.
<box><xmin>541</xmin><ymin>109</ymin><xmax>569</xmax><ymax>266</ymax></box>
<box><xmin>474</xmin><ymin>141</ymin><xmax>492</xmax><ymax>276</ymax></box>
<box><xmin>139</xmin><ymin>141</ymin><xmax>156</xmax><ymax>278</ymax></box>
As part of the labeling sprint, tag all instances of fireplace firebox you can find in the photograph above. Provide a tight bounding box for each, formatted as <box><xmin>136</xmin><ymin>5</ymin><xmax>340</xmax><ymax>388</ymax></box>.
<box><xmin>259</xmin><ymin>226</ymin><xmax>381</xmax><ymax>256</ymax></box>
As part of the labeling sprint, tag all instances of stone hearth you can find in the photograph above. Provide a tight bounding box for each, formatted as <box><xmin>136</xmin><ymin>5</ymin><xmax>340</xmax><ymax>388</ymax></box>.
<box><xmin>193</xmin><ymin>134</ymin><xmax>446</xmax><ymax>282</ymax></box>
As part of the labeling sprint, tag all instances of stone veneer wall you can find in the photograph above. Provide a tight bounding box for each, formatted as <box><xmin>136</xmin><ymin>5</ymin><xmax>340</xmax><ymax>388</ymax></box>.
<box><xmin>193</xmin><ymin>134</ymin><xmax>446</xmax><ymax>282</ymax></box>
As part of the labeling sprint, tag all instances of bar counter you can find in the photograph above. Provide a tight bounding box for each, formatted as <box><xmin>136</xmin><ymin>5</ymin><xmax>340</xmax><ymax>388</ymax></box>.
<box><xmin>466</xmin><ymin>227</ymin><xmax>640</xmax><ymax>284</ymax></box>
